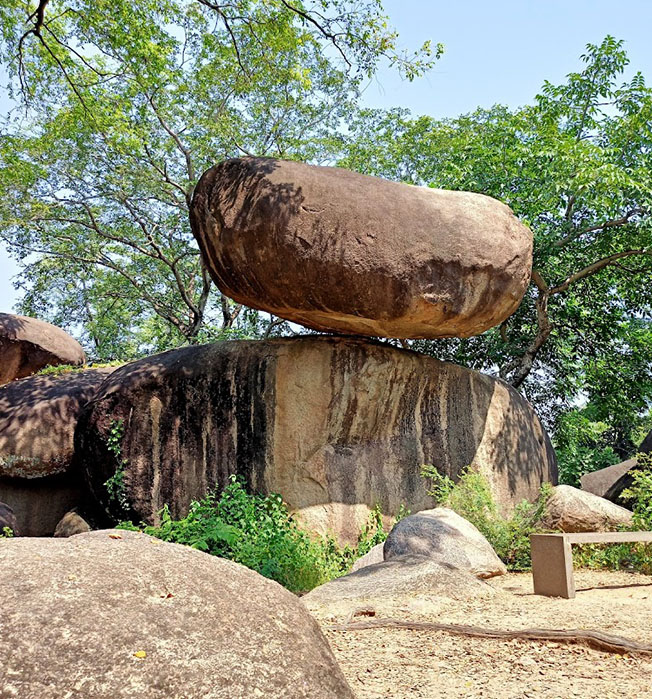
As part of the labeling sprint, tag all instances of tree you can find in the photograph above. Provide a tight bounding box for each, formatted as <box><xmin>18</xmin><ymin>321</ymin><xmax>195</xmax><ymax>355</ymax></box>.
<box><xmin>0</xmin><ymin>0</ymin><xmax>439</xmax><ymax>359</ymax></box>
<box><xmin>339</xmin><ymin>37</ymin><xmax>652</xmax><ymax>439</ymax></box>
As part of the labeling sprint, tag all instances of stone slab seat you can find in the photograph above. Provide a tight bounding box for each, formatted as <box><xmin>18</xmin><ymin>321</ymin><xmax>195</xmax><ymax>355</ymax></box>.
<box><xmin>530</xmin><ymin>531</ymin><xmax>652</xmax><ymax>599</ymax></box>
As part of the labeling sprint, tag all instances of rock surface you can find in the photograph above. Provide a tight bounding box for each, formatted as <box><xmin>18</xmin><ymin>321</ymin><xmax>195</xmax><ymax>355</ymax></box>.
<box><xmin>0</xmin><ymin>313</ymin><xmax>85</xmax><ymax>385</ymax></box>
<box><xmin>383</xmin><ymin>508</ymin><xmax>507</xmax><ymax>579</ymax></box>
<box><xmin>303</xmin><ymin>555</ymin><xmax>496</xmax><ymax>609</ymax></box>
<box><xmin>540</xmin><ymin>485</ymin><xmax>633</xmax><ymax>532</ymax></box>
<box><xmin>0</xmin><ymin>501</ymin><xmax>18</xmax><ymax>536</ymax></box>
<box><xmin>76</xmin><ymin>337</ymin><xmax>556</xmax><ymax>544</ymax></box>
<box><xmin>580</xmin><ymin>459</ymin><xmax>637</xmax><ymax>499</ymax></box>
<box><xmin>190</xmin><ymin>158</ymin><xmax>533</xmax><ymax>339</ymax></box>
<box><xmin>0</xmin><ymin>368</ymin><xmax>114</xmax><ymax>535</ymax></box>
<box><xmin>0</xmin><ymin>529</ymin><xmax>352</xmax><ymax>698</ymax></box>
<box><xmin>54</xmin><ymin>510</ymin><xmax>91</xmax><ymax>537</ymax></box>
<box><xmin>350</xmin><ymin>543</ymin><xmax>385</xmax><ymax>572</ymax></box>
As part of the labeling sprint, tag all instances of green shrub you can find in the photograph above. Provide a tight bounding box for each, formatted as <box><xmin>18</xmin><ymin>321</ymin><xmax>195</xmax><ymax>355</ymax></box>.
<box><xmin>119</xmin><ymin>477</ymin><xmax>405</xmax><ymax>594</ymax></box>
<box><xmin>1</xmin><ymin>526</ymin><xmax>13</xmax><ymax>538</ymax></box>
<box><xmin>421</xmin><ymin>464</ymin><xmax>552</xmax><ymax>570</ymax></box>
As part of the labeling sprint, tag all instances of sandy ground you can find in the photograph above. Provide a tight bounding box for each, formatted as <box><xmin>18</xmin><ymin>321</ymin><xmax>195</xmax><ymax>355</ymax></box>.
<box><xmin>311</xmin><ymin>570</ymin><xmax>652</xmax><ymax>698</ymax></box>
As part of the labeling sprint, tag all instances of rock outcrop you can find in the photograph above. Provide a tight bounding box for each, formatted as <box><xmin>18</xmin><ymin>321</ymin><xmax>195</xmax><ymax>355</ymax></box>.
<box><xmin>539</xmin><ymin>485</ymin><xmax>633</xmax><ymax>533</ymax></box>
<box><xmin>0</xmin><ymin>368</ymin><xmax>114</xmax><ymax>535</ymax></box>
<box><xmin>76</xmin><ymin>336</ymin><xmax>556</xmax><ymax>544</ymax></box>
<box><xmin>190</xmin><ymin>158</ymin><xmax>533</xmax><ymax>339</ymax></box>
<box><xmin>0</xmin><ymin>529</ymin><xmax>353</xmax><ymax>698</ymax></box>
<box><xmin>581</xmin><ymin>459</ymin><xmax>637</xmax><ymax>499</ymax></box>
<box><xmin>0</xmin><ymin>313</ymin><xmax>85</xmax><ymax>385</ymax></box>
<box><xmin>383</xmin><ymin>508</ymin><xmax>507</xmax><ymax>579</ymax></box>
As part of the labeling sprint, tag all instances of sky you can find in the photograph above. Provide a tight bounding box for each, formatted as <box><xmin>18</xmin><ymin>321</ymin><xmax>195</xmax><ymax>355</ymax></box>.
<box><xmin>1</xmin><ymin>0</ymin><xmax>652</xmax><ymax>313</ymax></box>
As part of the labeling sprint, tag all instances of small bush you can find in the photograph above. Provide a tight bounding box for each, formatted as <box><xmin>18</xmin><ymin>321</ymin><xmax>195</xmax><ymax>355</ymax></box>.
<box><xmin>119</xmin><ymin>477</ymin><xmax>405</xmax><ymax>594</ymax></box>
<box><xmin>421</xmin><ymin>464</ymin><xmax>552</xmax><ymax>570</ymax></box>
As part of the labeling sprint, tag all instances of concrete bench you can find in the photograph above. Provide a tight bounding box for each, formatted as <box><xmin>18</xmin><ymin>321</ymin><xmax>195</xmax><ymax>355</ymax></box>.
<box><xmin>530</xmin><ymin>531</ymin><xmax>652</xmax><ymax>599</ymax></box>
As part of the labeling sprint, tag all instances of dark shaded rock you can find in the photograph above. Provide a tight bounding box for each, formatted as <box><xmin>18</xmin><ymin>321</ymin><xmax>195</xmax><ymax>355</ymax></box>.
<box><xmin>539</xmin><ymin>485</ymin><xmax>633</xmax><ymax>532</ymax></box>
<box><xmin>639</xmin><ymin>430</ymin><xmax>652</xmax><ymax>455</ymax></box>
<box><xmin>0</xmin><ymin>313</ymin><xmax>85</xmax><ymax>385</ymax></box>
<box><xmin>54</xmin><ymin>510</ymin><xmax>91</xmax><ymax>537</ymax></box>
<box><xmin>0</xmin><ymin>368</ymin><xmax>114</xmax><ymax>535</ymax></box>
<box><xmin>0</xmin><ymin>501</ymin><xmax>19</xmax><ymax>536</ymax></box>
<box><xmin>190</xmin><ymin>158</ymin><xmax>533</xmax><ymax>339</ymax></box>
<box><xmin>76</xmin><ymin>336</ymin><xmax>556</xmax><ymax>545</ymax></box>
<box><xmin>383</xmin><ymin>507</ymin><xmax>506</xmax><ymax>579</ymax></box>
<box><xmin>581</xmin><ymin>459</ymin><xmax>638</xmax><ymax>499</ymax></box>
<box><xmin>0</xmin><ymin>529</ymin><xmax>353</xmax><ymax>698</ymax></box>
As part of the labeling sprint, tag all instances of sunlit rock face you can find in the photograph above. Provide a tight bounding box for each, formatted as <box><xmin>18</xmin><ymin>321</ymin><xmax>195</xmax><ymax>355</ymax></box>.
<box><xmin>190</xmin><ymin>157</ymin><xmax>533</xmax><ymax>339</ymax></box>
<box><xmin>76</xmin><ymin>337</ymin><xmax>556</xmax><ymax>544</ymax></box>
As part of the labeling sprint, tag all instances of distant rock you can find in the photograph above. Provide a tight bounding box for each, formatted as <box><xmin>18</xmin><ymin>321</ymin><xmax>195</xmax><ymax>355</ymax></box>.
<box><xmin>350</xmin><ymin>543</ymin><xmax>385</xmax><ymax>572</ymax></box>
<box><xmin>0</xmin><ymin>368</ymin><xmax>114</xmax><ymax>535</ymax></box>
<box><xmin>0</xmin><ymin>501</ymin><xmax>18</xmax><ymax>536</ymax></box>
<box><xmin>54</xmin><ymin>510</ymin><xmax>91</xmax><ymax>537</ymax></box>
<box><xmin>0</xmin><ymin>530</ymin><xmax>352</xmax><ymax>698</ymax></box>
<box><xmin>0</xmin><ymin>313</ymin><xmax>85</xmax><ymax>385</ymax></box>
<box><xmin>75</xmin><ymin>337</ymin><xmax>556</xmax><ymax>544</ymax></box>
<box><xmin>190</xmin><ymin>157</ymin><xmax>533</xmax><ymax>339</ymax></box>
<box><xmin>383</xmin><ymin>508</ymin><xmax>507</xmax><ymax>579</ymax></box>
<box><xmin>540</xmin><ymin>485</ymin><xmax>633</xmax><ymax>532</ymax></box>
<box><xmin>581</xmin><ymin>459</ymin><xmax>637</xmax><ymax>499</ymax></box>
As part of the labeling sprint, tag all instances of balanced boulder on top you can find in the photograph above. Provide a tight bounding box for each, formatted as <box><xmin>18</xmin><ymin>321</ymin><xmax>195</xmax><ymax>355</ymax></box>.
<box><xmin>0</xmin><ymin>313</ymin><xmax>85</xmax><ymax>385</ymax></box>
<box><xmin>190</xmin><ymin>158</ymin><xmax>533</xmax><ymax>339</ymax></box>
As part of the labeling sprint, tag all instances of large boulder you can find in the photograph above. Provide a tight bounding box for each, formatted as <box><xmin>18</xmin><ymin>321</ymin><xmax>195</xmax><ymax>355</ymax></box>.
<box><xmin>383</xmin><ymin>507</ymin><xmax>507</xmax><ymax>579</ymax></box>
<box><xmin>0</xmin><ymin>368</ymin><xmax>114</xmax><ymax>535</ymax></box>
<box><xmin>539</xmin><ymin>485</ymin><xmax>633</xmax><ymax>532</ymax></box>
<box><xmin>190</xmin><ymin>158</ymin><xmax>533</xmax><ymax>339</ymax></box>
<box><xmin>0</xmin><ymin>529</ymin><xmax>353</xmax><ymax>698</ymax></box>
<box><xmin>76</xmin><ymin>337</ymin><xmax>556</xmax><ymax>544</ymax></box>
<box><xmin>0</xmin><ymin>313</ymin><xmax>85</xmax><ymax>385</ymax></box>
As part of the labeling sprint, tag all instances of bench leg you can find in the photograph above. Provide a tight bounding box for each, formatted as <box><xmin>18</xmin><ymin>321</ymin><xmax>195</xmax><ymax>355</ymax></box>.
<box><xmin>531</xmin><ymin>535</ymin><xmax>575</xmax><ymax>599</ymax></box>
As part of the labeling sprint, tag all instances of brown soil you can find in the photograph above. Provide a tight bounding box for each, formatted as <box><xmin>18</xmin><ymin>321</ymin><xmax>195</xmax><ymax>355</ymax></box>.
<box><xmin>314</xmin><ymin>570</ymin><xmax>652</xmax><ymax>698</ymax></box>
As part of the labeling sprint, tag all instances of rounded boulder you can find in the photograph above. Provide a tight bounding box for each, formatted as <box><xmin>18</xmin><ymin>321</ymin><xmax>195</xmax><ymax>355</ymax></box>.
<box><xmin>190</xmin><ymin>158</ymin><xmax>533</xmax><ymax>339</ymax></box>
<box><xmin>0</xmin><ymin>529</ymin><xmax>353</xmax><ymax>698</ymax></box>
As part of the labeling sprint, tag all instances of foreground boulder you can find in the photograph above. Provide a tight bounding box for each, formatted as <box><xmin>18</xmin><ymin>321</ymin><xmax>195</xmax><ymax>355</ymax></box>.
<box><xmin>0</xmin><ymin>313</ymin><xmax>85</xmax><ymax>385</ymax></box>
<box><xmin>0</xmin><ymin>368</ymin><xmax>113</xmax><ymax>535</ymax></box>
<box><xmin>0</xmin><ymin>530</ymin><xmax>352</xmax><ymax>698</ymax></box>
<box><xmin>539</xmin><ymin>485</ymin><xmax>633</xmax><ymax>532</ymax></box>
<box><xmin>76</xmin><ymin>337</ymin><xmax>556</xmax><ymax>544</ymax></box>
<box><xmin>190</xmin><ymin>158</ymin><xmax>533</xmax><ymax>339</ymax></box>
<box><xmin>383</xmin><ymin>508</ymin><xmax>507</xmax><ymax>579</ymax></box>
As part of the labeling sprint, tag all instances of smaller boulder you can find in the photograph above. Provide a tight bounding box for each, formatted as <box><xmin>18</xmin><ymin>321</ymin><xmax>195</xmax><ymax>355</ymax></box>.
<box><xmin>540</xmin><ymin>485</ymin><xmax>633</xmax><ymax>532</ymax></box>
<box><xmin>54</xmin><ymin>510</ymin><xmax>91</xmax><ymax>538</ymax></box>
<box><xmin>0</xmin><ymin>313</ymin><xmax>85</xmax><ymax>385</ymax></box>
<box><xmin>383</xmin><ymin>508</ymin><xmax>506</xmax><ymax>579</ymax></box>
<box><xmin>0</xmin><ymin>501</ymin><xmax>19</xmax><ymax>536</ymax></box>
<box><xmin>350</xmin><ymin>543</ymin><xmax>384</xmax><ymax>572</ymax></box>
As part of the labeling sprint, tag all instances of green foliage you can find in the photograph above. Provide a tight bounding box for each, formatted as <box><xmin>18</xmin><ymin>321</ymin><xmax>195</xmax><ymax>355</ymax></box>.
<box><xmin>621</xmin><ymin>452</ymin><xmax>652</xmax><ymax>530</ymax></box>
<box><xmin>103</xmin><ymin>419</ymin><xmax>129</xmax><ymax>516</ymax></box>
<box><xmin>421</xmin><ymin>464</ymin><xmax>552</xmax><ymax>570</ymax></box>
<box><xmin>36</xmin><ymin>360</ymin><xmax>125</xmax><ymax>377</ymax></box>
<box><xmin>119</xmin><ymin>477</ymin><xmax>405</xmax><ymax>594</ymax></box>
<box><xmin>1</xmin><ymin>526</ymin><xmax>13</xmax><ymax>538</ymax></box>
<box><xmin>554</xmin><ymin>409</ymin><xmax>621</xmax><ymax>486</ymax></box>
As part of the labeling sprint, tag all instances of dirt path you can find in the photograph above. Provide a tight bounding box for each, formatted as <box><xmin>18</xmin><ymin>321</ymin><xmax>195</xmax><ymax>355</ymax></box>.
<box><xmin>313</xmin><ymin>570</ymin><xmax>652</xmax><ymax>698</ymax></box>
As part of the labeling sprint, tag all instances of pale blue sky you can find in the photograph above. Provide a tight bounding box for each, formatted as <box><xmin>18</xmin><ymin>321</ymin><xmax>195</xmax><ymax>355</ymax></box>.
<box><xmin>2</xmin><ymin>0</ymin><xmax>652</xmax><ymax>312</ymax></box>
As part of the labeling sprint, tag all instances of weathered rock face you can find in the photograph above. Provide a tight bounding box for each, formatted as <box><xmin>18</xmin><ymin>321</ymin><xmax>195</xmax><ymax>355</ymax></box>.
<box><xmin>0</xmin><ymin>313</ymin><xmax>85</xmax><ymax>385</ymax></box>
<box><xmin>76</xmin><ymin>337</ymin><xmax>556</xmax><ymax>544</ymax></box>
<box><xmin>581</xmin><ymin>459</ymin><xmax>637</xmax><ymax>499</ymax></box>
<box><xmin>0</xmin><ymin>501</ymin><xmax>18</xmax><ymax>535</ymax></box>
<box><xmin>54</xmin><ymin>510</ymin><xmax>91</xmax><ymax>537</ymax></box>
<box><xmin>190</xmin><ymin>158</ymin><xmax>533</xmax><ymax>339</ymax></box>
<box><xmin>0</xmin><ymin>368</ymin><xmax>114</xmax><ymax>535</ymax></box>
<box><xmin>383</xmin><ymin>508</ymin><xmax>507</xmax><ymax>579</ymax></box>
<box><xmin>0</xmin><ymin>530</ymin><xmax>353</xmax><ymax>699</ymax></box>
<box><xmin>540</xmin><ymin>485</ymin><xmax>633</xmax><ymax>533</ymax></box>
